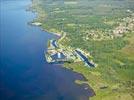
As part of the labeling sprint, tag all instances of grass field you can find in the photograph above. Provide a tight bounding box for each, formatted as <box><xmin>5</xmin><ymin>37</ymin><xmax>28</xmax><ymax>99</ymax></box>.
<box><xmin>31</xmin><ymin>0</ymin><xmax>134</xmax><ymax>99</ymax></box>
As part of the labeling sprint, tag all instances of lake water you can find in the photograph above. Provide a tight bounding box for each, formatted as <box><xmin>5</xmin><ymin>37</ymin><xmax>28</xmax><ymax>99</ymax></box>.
<box><xmin>0</xmin><ymin>0</ymin><xmax>94</xmax><ymax>100</ymax></box>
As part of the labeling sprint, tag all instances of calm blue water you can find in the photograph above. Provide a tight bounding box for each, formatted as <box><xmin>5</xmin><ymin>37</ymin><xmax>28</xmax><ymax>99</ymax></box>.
<box><xmin>0</xmin><ymin>0</ymin><xmax>94</xmax><ymax>100</ymax></box>
<box><xmin>75</xmin><ymin>50</ymin><xmax>95</xmax><ymax>67</ymax></box>
<box><xmin>52</xmin><ymin>40</ymin><xmax>58</xmax><ymax>48</ymax></box>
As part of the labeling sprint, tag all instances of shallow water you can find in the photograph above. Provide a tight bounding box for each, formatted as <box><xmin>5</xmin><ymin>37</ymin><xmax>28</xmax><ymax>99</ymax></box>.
<box><xmin>0</xmin><ymin>0</ymin><xmax>94</xmax><ymax>100</ymax></box>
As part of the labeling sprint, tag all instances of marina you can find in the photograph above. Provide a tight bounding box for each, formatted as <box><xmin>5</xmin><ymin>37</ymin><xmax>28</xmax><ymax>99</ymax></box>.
<box><xmin>45</xmin><ymin>39</ymin><xmax>95</xmax><ymax>67</ymax></box>
<box><xmin>45</xmin><ymin>39</ymin><xmax>76</xmax><ymax>63</ymax></box>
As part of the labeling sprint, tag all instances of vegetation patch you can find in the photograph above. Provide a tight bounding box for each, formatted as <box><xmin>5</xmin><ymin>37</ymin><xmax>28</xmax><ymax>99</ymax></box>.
<box><xmin>32</xmin><ymin>0</ymin><xmax>134</xmax><ymax>100</ymax></box>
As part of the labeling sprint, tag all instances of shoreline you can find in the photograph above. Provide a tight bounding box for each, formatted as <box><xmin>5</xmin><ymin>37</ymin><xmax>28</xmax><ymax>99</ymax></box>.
<box><xmin>29</xmin><ymin>22</ymin><xmax>62</xmax><ymax>37</ymax></box>
<box><xmin>28</xmin><ymin>0</ymin><xmax>96</xmax><ymax>99</ymax></box>
<box><xmin>29</xmin><ymin>0</ymin><xmax>93</xmax><ymax>83</ymax></box>
<box><xmin>26</xmin><ymin>5</ymin><xmax>61</xmax><ymax>37</ymax></box>
<box><xmin>29</xmin><ymin>1</ymin><xmax>134</xmax><ymax>100</ymax></box>
<box><xmin>28</xmin><ymin>0</ymin><xmax>62</xmax><ymax>37</ymax></box>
